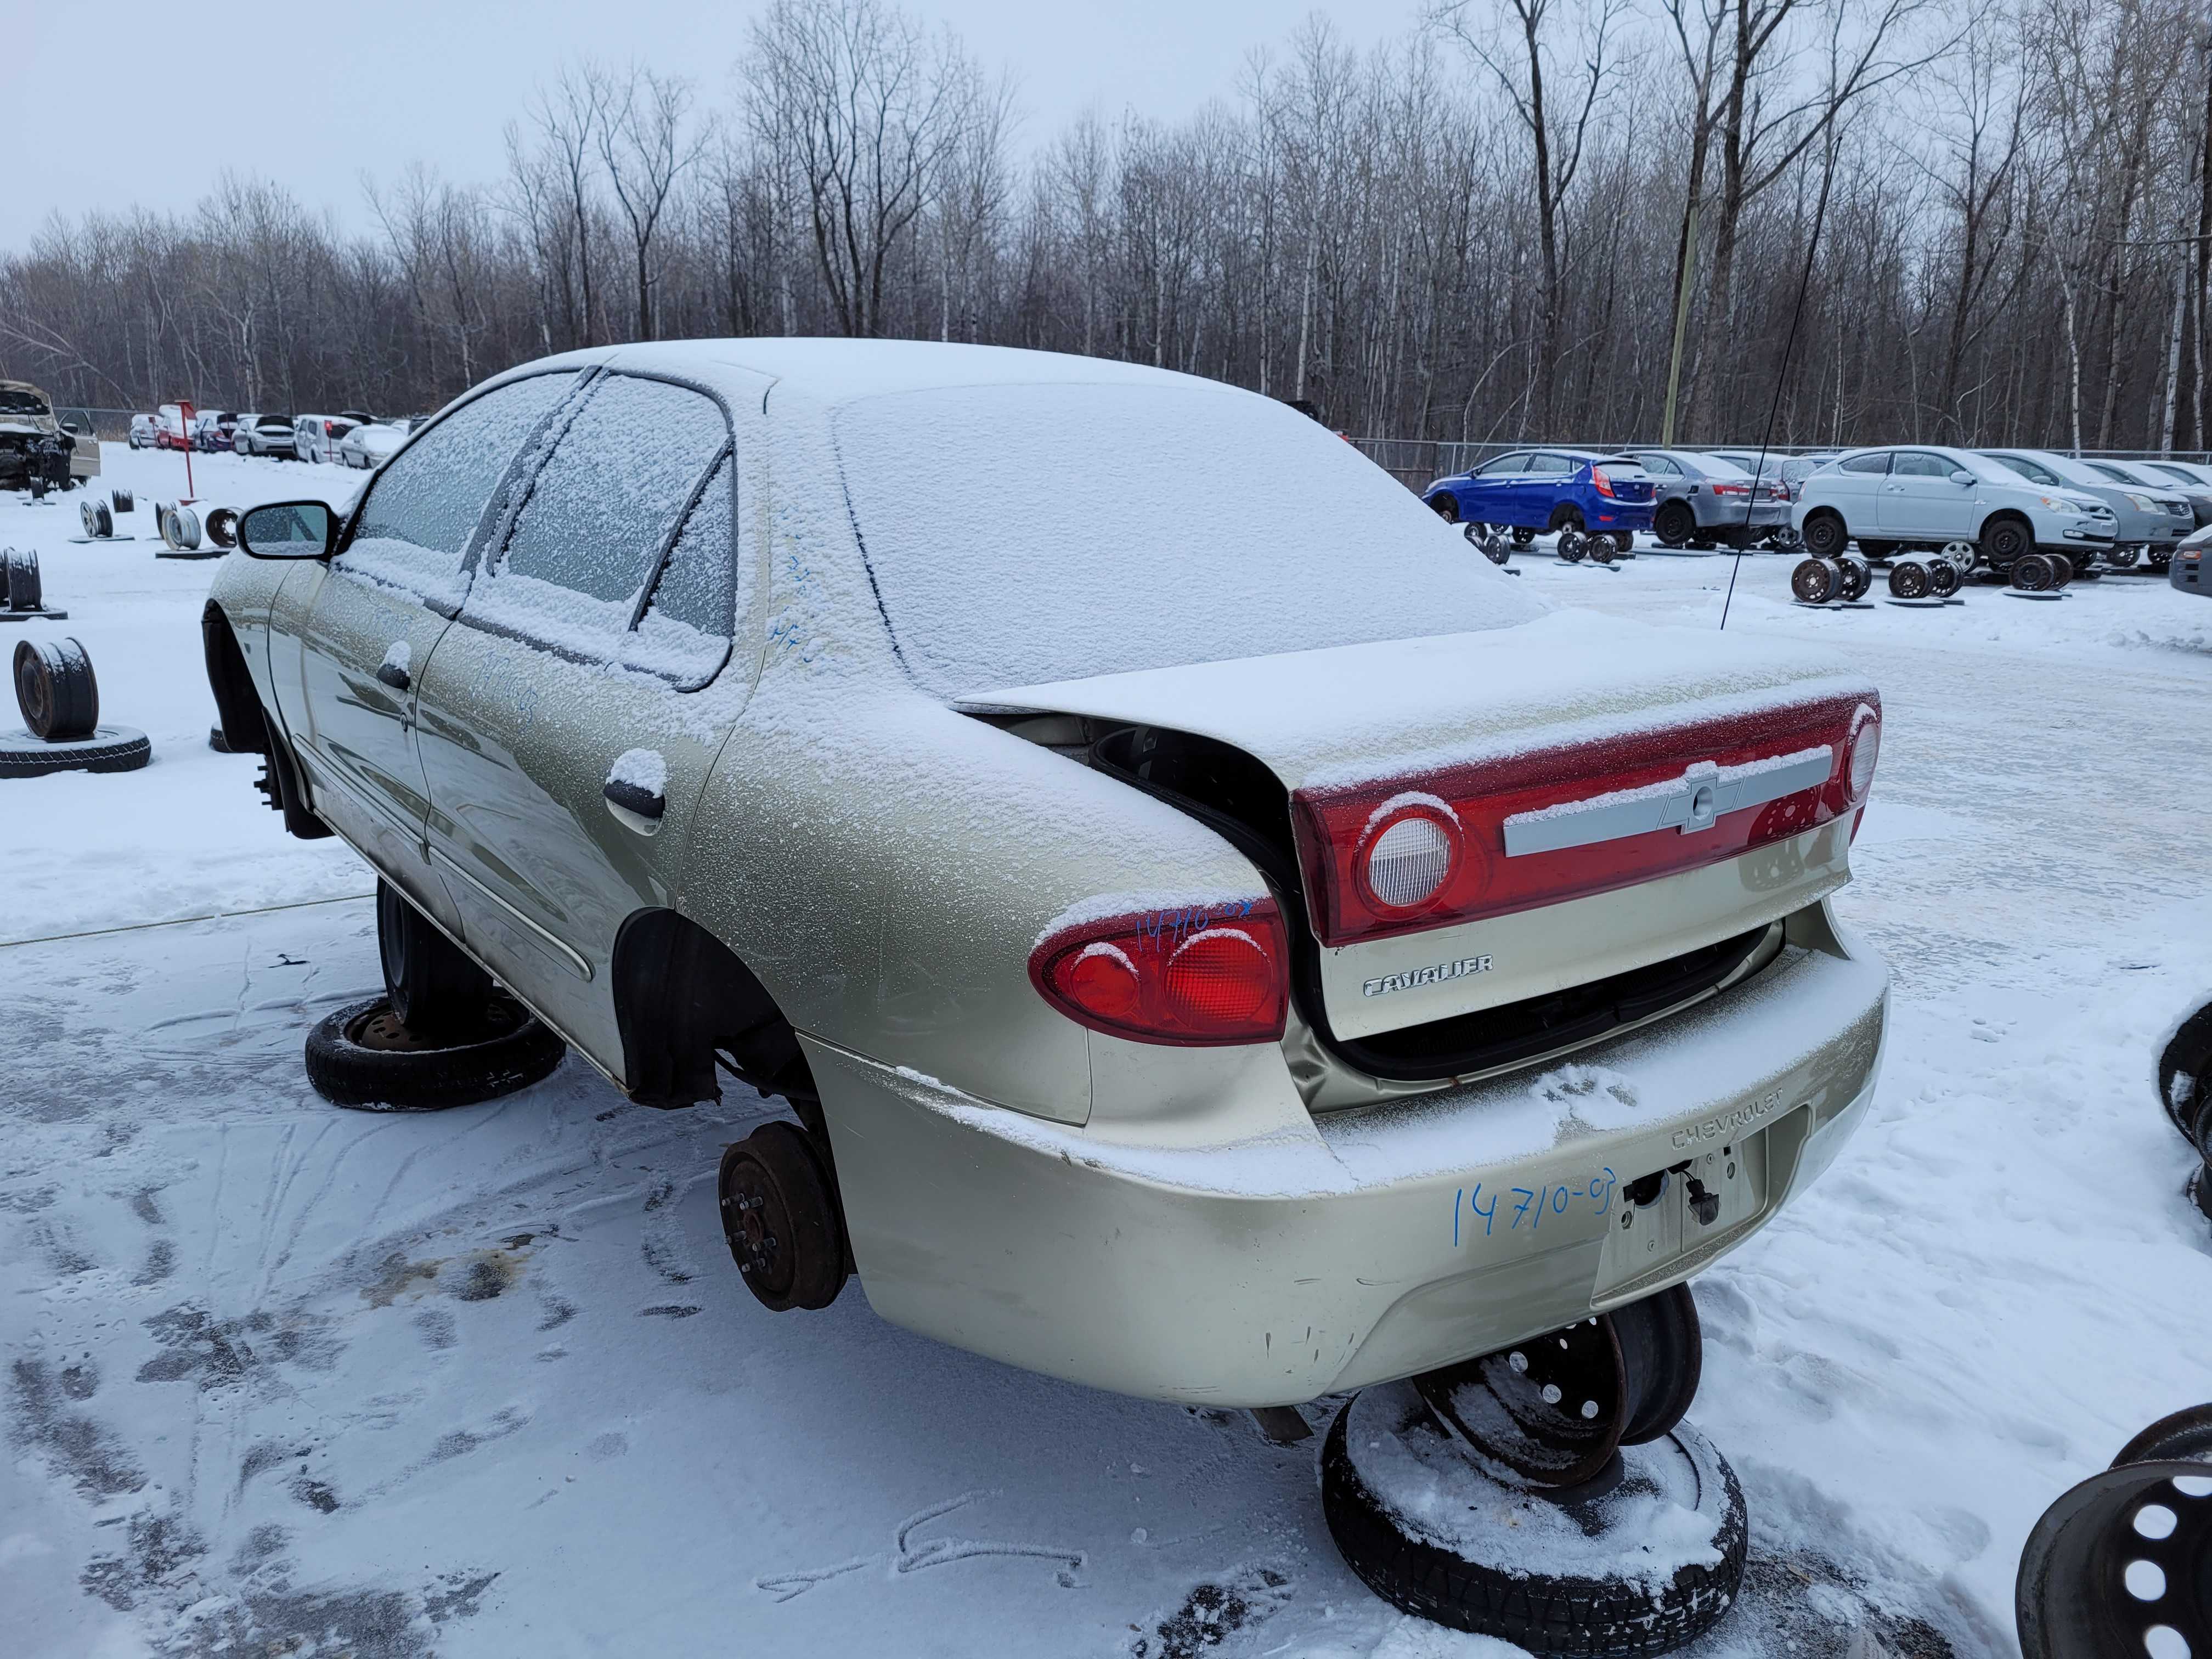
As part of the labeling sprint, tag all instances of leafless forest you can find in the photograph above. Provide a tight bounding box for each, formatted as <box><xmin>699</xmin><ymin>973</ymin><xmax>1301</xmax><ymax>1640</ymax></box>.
<box><xmin>2</xmin><ymin>0</ymin><xmax>2204</xmax><ymax>450</ymax></box>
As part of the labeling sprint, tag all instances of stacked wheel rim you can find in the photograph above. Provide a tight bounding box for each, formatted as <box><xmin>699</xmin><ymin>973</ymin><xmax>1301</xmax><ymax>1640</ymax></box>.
<box><xmin>2016</xmin><ymin>1461</ymin><xmax>2212</xmax><ymax>1659</ymax></box>
<box><xmin>1927</xmin><ymin>558</ymin><xmax>1961</xmax><ymax>599</ymax></box>
<box><xmin>79</xmin><ymin>499</ymin><xmax>111</xmax><ymax>539</ymax></box>
<box><xmin>1558</xmin><ymin>529</ymin><xmax>1587</xmax><ymax>562</ymax></box>
<box><xmin>2049</xmin><ymin>552</ymin><xmax>2074</xmax><ymax>586</ymax></box>
<box><xmin>2014</xmin><ymin>553</ymin><xmax>2056</xmax><ymax>592</ymax></box>
<box><xmin>1888</xmin><ymin>560</ymin><xmax>1931</xmax><ymax>600</ymax></box>
<box><xmin>14</xmin><ymin>636</ymin><xmax>98</xmax><ymax>740</ymax></box>
<box><xmin>1837</xmin><ymin>554</ymin><xmax>1872</xmax><ymax>601</ymax></box>
<box><xmin>204</xmin><ymin>506</ymin><xmax>240</xmax><ymax>550</ymax></box>
<box><xmin>1792</xmin><ymin>556</ymin><xmax>1840</xmax><ymax>603</ymax></box>
<box><xmin>1322</xmin><ymin>1383</ymin><xmax>1747</xmax><ymax>1654</ymax></box>
<box><xmin>4</xmin><ymin>548</ymin><xmax>41</xmax><ymax>612</ymax></box>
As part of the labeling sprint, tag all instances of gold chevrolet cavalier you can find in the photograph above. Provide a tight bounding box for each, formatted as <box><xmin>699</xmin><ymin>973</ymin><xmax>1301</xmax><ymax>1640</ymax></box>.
<box><xmin>204</xmin><ymin>340</ymin><xmax>1887</xmax><ymax>1410</ymax></box>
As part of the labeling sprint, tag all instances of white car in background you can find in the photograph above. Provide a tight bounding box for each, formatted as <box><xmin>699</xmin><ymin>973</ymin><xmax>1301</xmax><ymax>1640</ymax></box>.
<box><xmin>1796</xmin><ymin>444</ymin><xmax>2115</xmax><ymax>575</ymax></box>
<box><xmin>338</xmin><ymin>417</ymin><xmax>421</xmax><ymax>470</ymax></box>
<box><xmin>293</xmin><ymin>414</ymin><xmax>359</xmax><ymax>465</ymax></box>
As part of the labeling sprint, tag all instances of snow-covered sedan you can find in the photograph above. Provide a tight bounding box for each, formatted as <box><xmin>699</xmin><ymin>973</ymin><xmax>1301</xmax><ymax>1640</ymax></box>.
<box><xmin>1797</xmin><ymin>444</ymin><xmax>2115</xmax><ymax>574</ymax></box>
<box><xmin>203</xmin><ymin>341</ymin><xmax>1888</xmax><ymax>1409</ymax></box>
<box><xmin>338</xmin><ymin>416</ymin><xmax>421</xmax><ymax>470</ymax></box>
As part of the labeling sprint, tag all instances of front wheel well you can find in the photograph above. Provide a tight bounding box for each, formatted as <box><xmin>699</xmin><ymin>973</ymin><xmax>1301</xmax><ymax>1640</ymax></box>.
<box><xmin>200</xmin><ymin>600</ymin><xmax>268</xmax><ymax>755</ymax></box>
<box><xmin>611</xmin><ymin>909</ymin><xmax>817</xmax><ymax>1117</ymax></box>
<box><xmin>1978</xmin><ymin>509</ymin><xmax>2034</xmax><ymax>549</ymax></box>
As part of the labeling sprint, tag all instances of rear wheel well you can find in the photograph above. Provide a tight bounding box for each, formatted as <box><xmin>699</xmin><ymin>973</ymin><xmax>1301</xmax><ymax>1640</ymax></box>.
<box><xmin>611</xmin><ymin>909</ymin><xmax>817</xmax><ymax>1118</ymax></box>
<box><xmin>1549</xmin><ymin>504</ymin><xmax>1585</xmax><ymax>532</ymax></box>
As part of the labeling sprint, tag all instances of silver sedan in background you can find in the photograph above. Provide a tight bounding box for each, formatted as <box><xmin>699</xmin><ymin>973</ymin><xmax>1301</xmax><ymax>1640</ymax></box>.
<box><xmin>1978</xmin><ymin>448</ymin><xmax>2191</xmax><ymax>569</ymax></box>
<box><xmin>1623</xmin><ymin>449</ymin><xmax>1791</xmax><ymax>549</ymax></box>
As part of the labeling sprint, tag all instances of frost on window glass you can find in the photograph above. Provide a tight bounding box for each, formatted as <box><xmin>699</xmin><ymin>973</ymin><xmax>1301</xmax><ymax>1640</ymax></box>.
<box><xmin>338</xmin><ymin>371</ymin><xmax>577</xmax><ymax>607</ymax></box>
<box><xmin>494</xmin><ymin>376</ymin><xmax>726</xmax><ymax>606</ymax></box>
<box><xmin>833</xmin><ymin>381</ymin><xmax>1544</xmax><ymax>695</ymax></box>
<box><xmin>620</xmin><ymin>453</ymin><xmax>735</xmax><ymax>687</ymax></box>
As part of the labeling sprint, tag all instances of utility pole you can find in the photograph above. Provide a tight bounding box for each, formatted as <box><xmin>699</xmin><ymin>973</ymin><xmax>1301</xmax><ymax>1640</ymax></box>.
<box><xmin>1661</xmin><ymin>199</ymin><xmax>1698</xmax><ymax>446</ymax></box>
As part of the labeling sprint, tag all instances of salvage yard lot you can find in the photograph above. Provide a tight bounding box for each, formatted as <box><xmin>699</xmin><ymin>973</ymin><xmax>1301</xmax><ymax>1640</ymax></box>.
<box><xmin>4</xmin><ymin>444</ymin><xmax>2212</xmax><ymax>1658</ymax></box>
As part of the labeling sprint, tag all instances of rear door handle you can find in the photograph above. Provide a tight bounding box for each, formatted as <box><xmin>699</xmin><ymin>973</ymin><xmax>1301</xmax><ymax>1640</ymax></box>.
<box><xmin>375</xmin><ymin>662</ymin><xmax>409</xmax><ymax>691</ymax></box>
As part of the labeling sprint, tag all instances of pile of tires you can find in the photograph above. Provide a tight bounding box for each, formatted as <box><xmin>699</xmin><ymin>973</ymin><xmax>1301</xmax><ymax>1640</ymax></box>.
<box><xmin>2010</xmin><ymin>552</ymin><xmax>2076</xmax><ymax>592</ymax></box>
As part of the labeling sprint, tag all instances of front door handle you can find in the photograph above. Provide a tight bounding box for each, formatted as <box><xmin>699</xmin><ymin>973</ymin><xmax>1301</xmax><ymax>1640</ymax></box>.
<box><xmin>375</xmin><ymin>662</ymin><xmax>409</xmax><ymax>691</ymax></box>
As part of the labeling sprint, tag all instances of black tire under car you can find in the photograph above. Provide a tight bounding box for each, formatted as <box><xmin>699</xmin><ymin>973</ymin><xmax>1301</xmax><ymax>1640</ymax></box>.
<box><xmin>1654</xmin><ymin>500</ymin><xmax>1695</xmax><ymax>547</ymax></box>
<box><xmin>0</xmin><ymin>725</ymin><xmax>150</xmax><ymax>779</ymax></box>
<box><xmin>1982</xmin><ymin>516</ymin><xmax>2031</xmax><ymax>569</ymax></box>
<box><xmin>1319</xmin><ymin>1387</ymin><xmax>1747</xmax><ymax>1656</ymax></box>
<box><xmin>303</xmin><ymin>994</ymin><xmax>564</xmax><ymax>1110</ymax></box>
<box><xmin>2158</xmin><ymin>1001</ymin><xmax>2212</xmax><ymax>1152</ymax></box>
<box><xmin>1800</xmin><ymin>514</ymin><xmax>1847</xmax><ymax>559</ymax></box>
<box><xmin>376</xmin><ymin>879</ymin><xmax>495</xmax><ymax>1038</ymax></box>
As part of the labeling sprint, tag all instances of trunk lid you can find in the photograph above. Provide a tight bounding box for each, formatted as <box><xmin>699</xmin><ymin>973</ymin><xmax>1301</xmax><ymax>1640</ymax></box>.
<box><xmin>963</xmin><ymin>611</ymin><xmax>1876</xmax><ymax>1044</ymax></box>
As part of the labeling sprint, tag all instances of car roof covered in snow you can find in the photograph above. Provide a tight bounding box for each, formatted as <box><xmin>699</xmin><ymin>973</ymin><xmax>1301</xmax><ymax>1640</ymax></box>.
<box><xmin>489</xmin><ymin>337</ymin><xmax>1246</xmax><ymax>414</ymax></box>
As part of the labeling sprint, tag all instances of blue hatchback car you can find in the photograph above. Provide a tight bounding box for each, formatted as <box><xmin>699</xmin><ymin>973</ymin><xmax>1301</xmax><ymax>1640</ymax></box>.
<box><xmin>1424</xmin><ymin>448</ymin><xmax>1659</xmax><ymax>549</ymax></box>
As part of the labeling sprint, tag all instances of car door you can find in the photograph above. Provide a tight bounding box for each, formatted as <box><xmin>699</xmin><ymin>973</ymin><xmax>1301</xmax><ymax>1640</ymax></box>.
<box><xmin>1877</xmin><ymin>450</ymin><xmax>1976</xmax><ymax>538</ymax></box>
<box><xmin>1821</xmin><ymin>450</ymin><xmax>1890</xmax><ymax>534</ymax></box>
<box><xmin>268</xmin><ymin>370</ymin><xmax>583</xmax><ymax>935</ymax></box>
<box><xmin>1456</xmin><ymin>450</ymin><xmax>1529</xmax><ymax>523</ymax></box>
<box><xmin>1525</xmin><ymin>452</ymin><xmax>1577</xmax><ymax>523</ymax></box>
<box><xmin>413</xmin><ymin>370</ymin><xmax>754</xmax><ymax>1080</ymax></box>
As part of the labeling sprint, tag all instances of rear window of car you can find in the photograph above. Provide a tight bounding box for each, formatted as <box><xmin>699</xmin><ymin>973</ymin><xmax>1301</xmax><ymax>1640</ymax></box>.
<box><xmin>833</xmin><ymin>381</ymin><xmax>1544</xmax><ymax>696</ymax></box>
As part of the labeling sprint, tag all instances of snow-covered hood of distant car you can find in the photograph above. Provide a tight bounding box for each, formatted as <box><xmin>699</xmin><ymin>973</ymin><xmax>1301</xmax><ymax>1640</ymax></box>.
<box><xmin>961</xmin><ymin>610</ymin><xmax>1874</xmax><ymax>793</ymax></box>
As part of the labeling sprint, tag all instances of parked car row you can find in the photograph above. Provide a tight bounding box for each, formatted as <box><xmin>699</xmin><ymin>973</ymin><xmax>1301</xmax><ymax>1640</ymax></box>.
<box><xmin>126</xmin><ymin>405</ymin><xmax>420</xmax><ymax>467</ymax></box>
<box><xmin>1421</xmin><ymin>445</ymin><xmax>1818</xmax><ymax>552</ymax></box>
<box><xmin>1423</xmin><ymin>442</ymin><xmax>2206</xmax><ymax>577</ymax></box>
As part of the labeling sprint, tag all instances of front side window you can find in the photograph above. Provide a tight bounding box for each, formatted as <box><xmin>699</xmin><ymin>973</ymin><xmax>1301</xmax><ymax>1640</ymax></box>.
<box><xmin>1994</xmin><ymin>455</ymin><xmax>2057</xmax><ymax>487</ymax></box>
<box><xmin>469</xmin><ymin>374</ymin><xmax>731</xmax><ymax>667</ymax></box>
<box><xmin>338</xmin><ymin>371</ymin><xmax>579</xmax><ymax>610</ymax></box>
<box><xmin>1891</xmin><ymin>452</ymin><xmax>1952</xmax><ymax>478</ymax></box>
<box><xmin>1839</xmin><ymin>452</ymin><xmax>1890</xmax><ymax>476</ymax></box>
<box><xmin>1476</xmin><ymin>452</ymin><xmax>1530</xmax><ymax>476</ymax></box>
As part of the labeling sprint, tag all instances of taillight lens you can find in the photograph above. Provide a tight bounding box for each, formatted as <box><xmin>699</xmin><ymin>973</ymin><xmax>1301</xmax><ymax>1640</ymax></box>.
<box><xmin>1361</xmin><ymin>798</ymin><xmax>1460</xmax><ymax>912</ymax></box>
<box><xmin>1710</xmin><ymin>482</ymin><xmax>1747</xmax><ymax>496</ymax></box>
<box><xmin>1030</xmin><ymin>902</ymin><xmax>1288</xmax><ymax>1045</ymax></box>
<box><xmin>1846</xmin><ymin>706</ymin><xmax>1880</xmax><ymax>800</ymax></box>
<box><xmin>1294</xmin><ymin>691</ymin><xmax>1880</xmax><ymax>946</ymax></box>
<box><xmin>1591</xmin><ymin>467</ymin><xmax>1616</xmax><ymax>498</ymax></box>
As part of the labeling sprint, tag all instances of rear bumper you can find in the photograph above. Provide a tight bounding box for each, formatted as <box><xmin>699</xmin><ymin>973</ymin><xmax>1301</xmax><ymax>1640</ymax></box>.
<box><xmin>812</xmin><ymin>898</ymin><xmax>1885</xmax><ymax>1406</ymax></box>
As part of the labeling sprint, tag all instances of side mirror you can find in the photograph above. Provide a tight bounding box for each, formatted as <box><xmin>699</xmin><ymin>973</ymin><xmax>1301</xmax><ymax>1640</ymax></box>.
<box><xmin>1950</xmin><ymin>470</ymin><xmax>1975</xmax><ymax>486</ymax></box>
<box><xmin>237</xmin><ymin>500</ymin><xmax>337</xmax><ymax>560</ymax></box>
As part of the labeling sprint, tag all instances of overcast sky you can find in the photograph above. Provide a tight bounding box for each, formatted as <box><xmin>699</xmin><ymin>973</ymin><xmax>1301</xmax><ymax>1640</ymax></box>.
<box><xmin>5</xmin><ymin>1</ymin><xmax>1422</xmax><ymax>252</ymax></box>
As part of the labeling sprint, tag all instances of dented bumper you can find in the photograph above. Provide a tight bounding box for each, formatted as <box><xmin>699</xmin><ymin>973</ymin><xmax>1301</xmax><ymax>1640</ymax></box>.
<box><xmin>809</xmin><ymin>899</ymin><xmax>1884</xmax><ymax>1407</ymax></box>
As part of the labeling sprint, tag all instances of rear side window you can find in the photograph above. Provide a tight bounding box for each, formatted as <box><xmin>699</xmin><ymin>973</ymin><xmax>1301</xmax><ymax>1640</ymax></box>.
<box><xmin>1529</xmin><ymin>453</ymin><xmax>1576</xmax><ymax>475</ymax></box>
<box><xmin>1638</xmin><ymin>454</ymin><xmax>1681</xmax><ymax>476</ymax></box>
<box><xmin>470</xmin><ymin>374</ymin><xmax>730</xmax><ymax>665</ymax></box>
<box><xmin>338</xmin><ymin>372</ymin><xmax>578</xmax><ymax>609</ymax></box>
<box><xmin>620</xmin><ymin>452</ymin><xmax>736</xmax><ymax>687</ymax></box>
<box><xmin>1839</xmin><ymin>452</ymin><xmax>1889</xmax><ymax>475</ymax></box>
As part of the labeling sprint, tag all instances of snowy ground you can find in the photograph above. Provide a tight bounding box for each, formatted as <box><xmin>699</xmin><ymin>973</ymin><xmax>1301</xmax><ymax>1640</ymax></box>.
<box><xmin>4</xmin><ymin>445</ymin><xmax>2211</xmax><ymax>1658</ymax></box>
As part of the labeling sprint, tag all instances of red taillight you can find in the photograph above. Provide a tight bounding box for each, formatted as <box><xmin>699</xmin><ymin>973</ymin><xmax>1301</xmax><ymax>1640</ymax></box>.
<box><xmin>1591</xmin><ymin>467</ymin><xmax>1616</xmax><ymax>498</ymax></box>
<box><xmin>1294</xmin><ymin>692</ymin><xmax>1880</xmax><ymax>946</ymax></box>
<box><xmin>1030</xmin><ymin>901</ymin><xmax>1289</xmax><ymax>1045</ymax></box>
<box><xmin>1710</xmin><ymin>482</ymin><xmax>1748</xmax><ymax>496</ymax></box>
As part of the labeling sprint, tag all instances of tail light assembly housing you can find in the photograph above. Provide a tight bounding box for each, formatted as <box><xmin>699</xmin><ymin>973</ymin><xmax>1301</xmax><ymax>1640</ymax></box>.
<box><xmin>1030</xmin><ymin>901</ymin><xmax>1289</xmax><ymax>1046</ymax></box>
<box><xmin>1294</xmin><ymin>691</ymin><xmax>1881</xmax><ymax>947</ymax></box>
<box><xmin>1591</xmin><ymin>467</ymin><xmax>1616</xmax><ymax>498</ymax></box>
